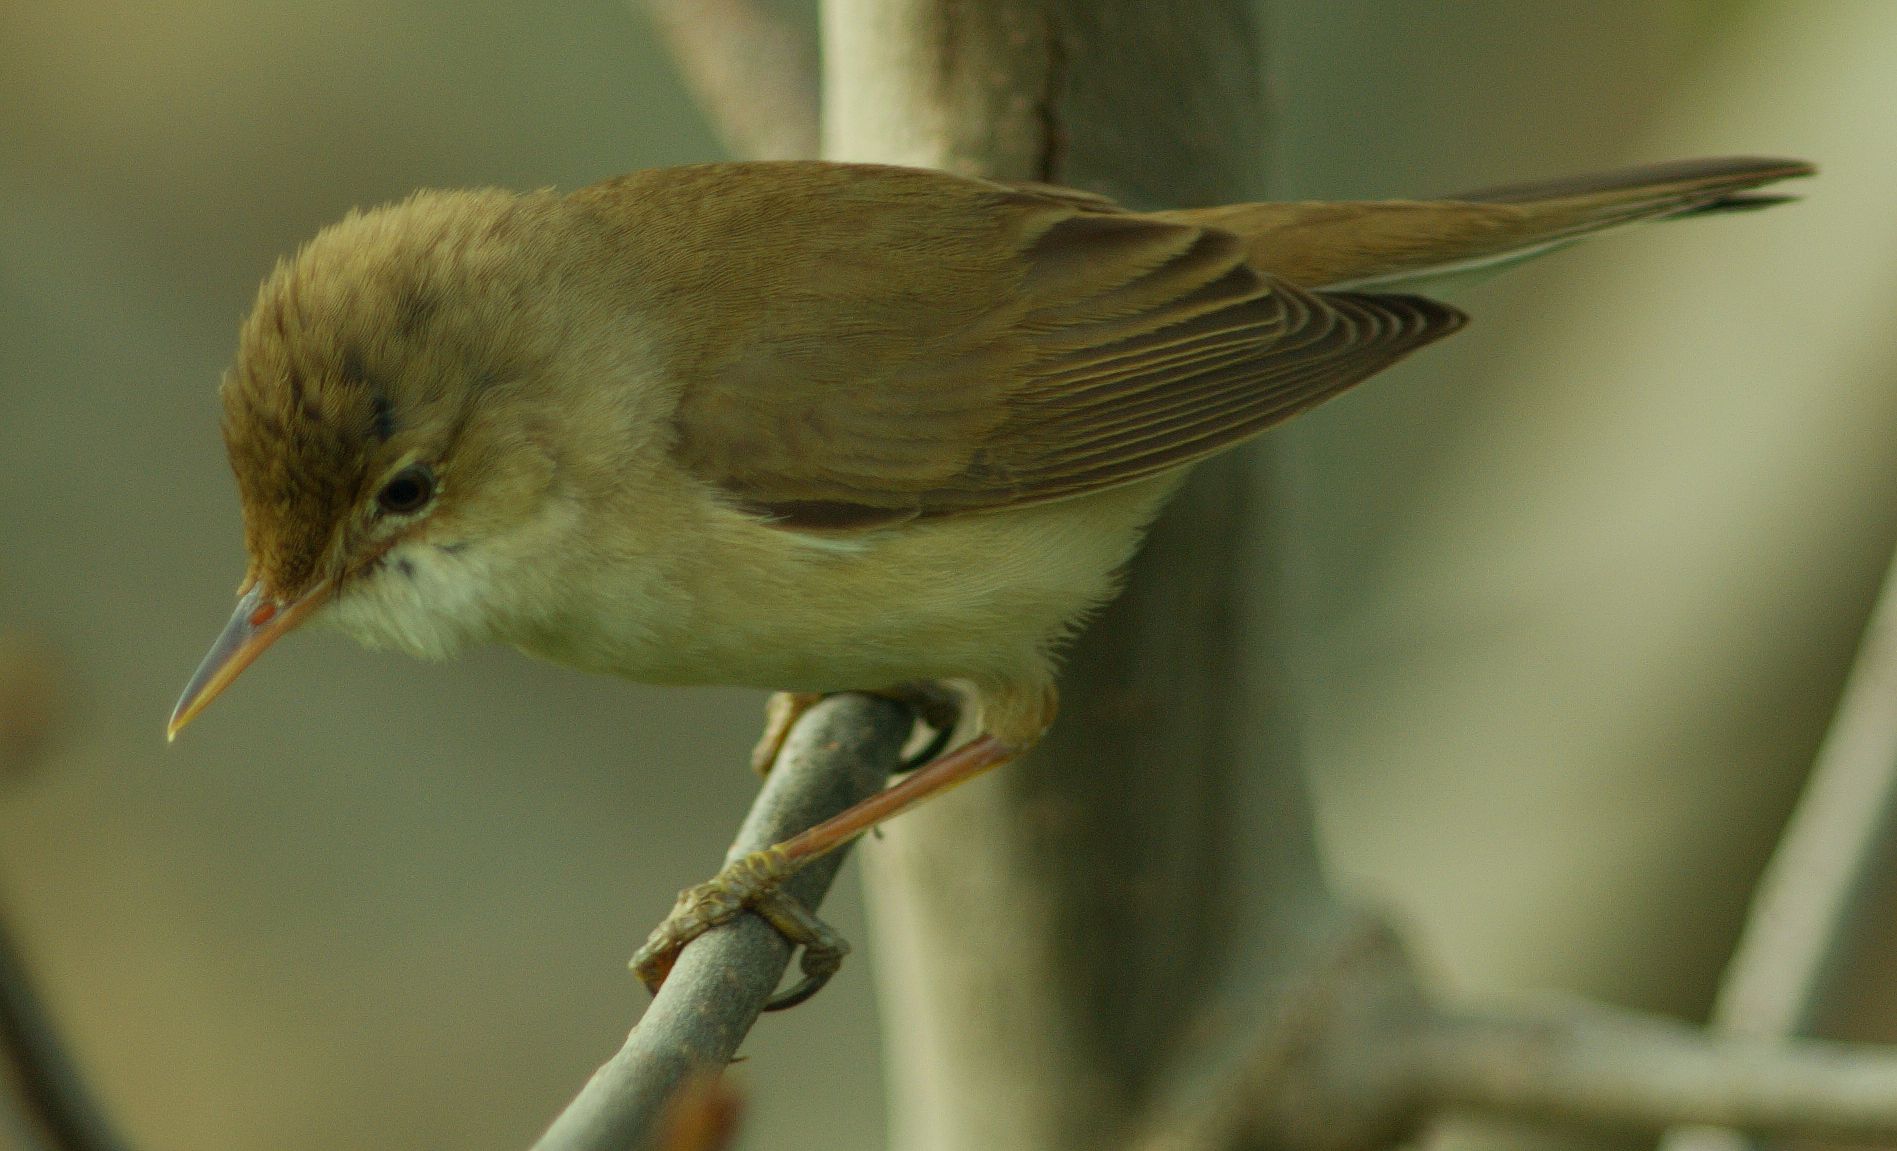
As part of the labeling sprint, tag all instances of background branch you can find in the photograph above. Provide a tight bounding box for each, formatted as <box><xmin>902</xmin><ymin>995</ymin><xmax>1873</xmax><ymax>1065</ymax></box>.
<box><xmin>0</xmin><ymin>913</ymin><xmax>132</xmax><ymax>1151</ymax></box>
<box><xmin>639</xmin><ymin>0</ymin><xmax>820</xmax><ymax>160</ymax></box>
<box><xmin>0</xmin><ymin>642</ymin><xmax>58</xmax><ymax>786</ymax></box>
<box><xmin>1656</xmin><ymin>538</ymin><xmax>1897</xmax><ymax>1151</ymax></box>
<box><xmin>0</xmin><ymin>642</ymin><xmax>117</xmax><ymax>1151</ymax></box>
<box><xmin>529</xmin><ymin>694</ymin><xmax>908</xmax><ymax>1151</ymax></box>
<box><xmin>1415</xmin><ymin>999</ymin><xmax>1897</xmax><ymax>1142</ymax></box>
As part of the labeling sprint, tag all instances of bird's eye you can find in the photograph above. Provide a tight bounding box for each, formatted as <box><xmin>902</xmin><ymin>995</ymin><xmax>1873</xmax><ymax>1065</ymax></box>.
<box><xmin>376</xmin><ymin>465</ymin><xmax>436</xmax><ymax>515</ymax></box>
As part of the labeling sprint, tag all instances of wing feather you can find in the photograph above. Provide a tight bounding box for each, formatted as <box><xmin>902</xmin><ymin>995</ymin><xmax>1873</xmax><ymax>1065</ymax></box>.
<box><xmin>587</xmin><ymin>162</ymin><xmax>1466</xmax><ymax>529</ymax></box>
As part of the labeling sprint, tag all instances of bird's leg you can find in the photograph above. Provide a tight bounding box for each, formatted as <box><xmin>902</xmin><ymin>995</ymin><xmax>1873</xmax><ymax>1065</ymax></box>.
<box><xmin>749</xmin><ymin>682</ymin><xmax>964</xmax><ymax>777</ymax></box>
<box><xmin>632</xmin><ymin>728</ymin><xmax>1028</xmax><ymax>1010</ymax></box>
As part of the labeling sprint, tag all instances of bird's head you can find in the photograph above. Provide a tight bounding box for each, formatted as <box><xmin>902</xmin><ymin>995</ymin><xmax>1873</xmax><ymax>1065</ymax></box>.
<box><xmin>170</xmin><ymin>188</ymin><xmax>588</xmax><ymax>738</ymax></box>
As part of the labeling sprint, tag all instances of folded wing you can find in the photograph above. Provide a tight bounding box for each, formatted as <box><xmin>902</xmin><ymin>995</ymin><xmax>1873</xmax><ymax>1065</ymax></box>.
<box><xmin>622</xmin><ymin>164</ymin><xmax>1465</xmax><ymax>531</ymax></box>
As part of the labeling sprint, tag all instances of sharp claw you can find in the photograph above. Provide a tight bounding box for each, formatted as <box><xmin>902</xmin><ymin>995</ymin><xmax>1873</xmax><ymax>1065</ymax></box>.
<box><xmin>752</xmin><ymin>887</ymin><xmax>850</xmax><ymax>1011</ymax></box>
<box><xmin>898</xmin><ymin>721</ymin><xmax>954</xmax><ymax>773</ymax></box>
<box><xmin>878</xmin><ymin>681</ymin><xmax>961</xmax><ymax>772</ymax></box>
<box><xmin>630</xmin><ymin>941</ymin><xmax>674</xmax><ymax>997</ymax></box>
<box><xmin>761</xmin><ymin>949</ymin><xmax>840</xmax><ymax>1012</ymax></box>
<box><xmin>892</xmin><ymin>681</ymin><xmax>963</xmax><ymax>736</ymax></box>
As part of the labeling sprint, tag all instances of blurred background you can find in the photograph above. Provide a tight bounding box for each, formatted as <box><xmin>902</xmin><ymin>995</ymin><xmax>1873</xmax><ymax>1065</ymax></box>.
<box><xmin>2</xmin><ymin>1</ymin><xmax>1894</xmax><ymax>1148</ymax></box>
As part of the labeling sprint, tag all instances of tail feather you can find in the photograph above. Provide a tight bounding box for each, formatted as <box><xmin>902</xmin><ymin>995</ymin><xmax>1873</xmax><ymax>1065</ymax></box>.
<box><xmin>1451</xmin><ymin>156</ymin><xmax>1816</xmax><ymax>233</ymax></box>
<box><xmin>1675</xmin><ymin>193</ymin><xmax>1802</xmax><ymax>216</ymax></box>
<box><xmin>1161</xmin><ymin>156</ymin><xmax>1814</xmax><ymax>292</ymax></box>
<box><xmin>1453</xmin><ymin>155</ymin><xmax>1815</xmax><ymax>211</ymax></box>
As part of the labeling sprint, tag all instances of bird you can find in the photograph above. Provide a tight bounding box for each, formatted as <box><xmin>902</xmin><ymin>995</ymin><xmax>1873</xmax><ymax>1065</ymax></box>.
<box><xmin>168</xmin><ymin>155</ymin><xmax>1812</xmax><ymax>1006</ymax></box>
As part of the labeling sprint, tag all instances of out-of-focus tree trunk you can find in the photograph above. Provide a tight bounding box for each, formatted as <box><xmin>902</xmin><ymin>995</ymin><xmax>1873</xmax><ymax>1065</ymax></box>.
<box><xmin>822</xmin><ymin>6</ymin><xmax>1358</xmax><ymax>1149</ymax></box>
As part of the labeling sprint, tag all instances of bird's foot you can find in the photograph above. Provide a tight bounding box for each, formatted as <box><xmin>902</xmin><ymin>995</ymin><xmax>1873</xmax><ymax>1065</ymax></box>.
<box><xmin>630</xmin><ymin>846</ymin><xmax>850</xmax><ymax>1011</ymax></box>
<box><xmin>751</xmin><ymin>683</ymin><xmax>963</xmax><ymax>778</ymax></box>
<box><xmin>638</xmin><ymin>728</ymin><xmax>1030</xmax><ymax>1009</ymax></box>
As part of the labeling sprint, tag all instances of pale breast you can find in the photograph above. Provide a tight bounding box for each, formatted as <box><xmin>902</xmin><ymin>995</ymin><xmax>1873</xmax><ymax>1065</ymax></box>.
<box><xmin>532</xmin><ymin>471</ymin><xmax>1184</xmax><ymax>695</ymax></box>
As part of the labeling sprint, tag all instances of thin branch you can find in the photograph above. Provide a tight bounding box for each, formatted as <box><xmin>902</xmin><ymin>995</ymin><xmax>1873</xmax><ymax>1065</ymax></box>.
<box><xmin>1723</xmin><ymin>548</ymin><xmax>1897</xmax><ymax>1023</ymax></box>
<box><xmin>0</xmin><ymin>910</ymin><xmax>134</xmax><ymax>1151</ymax></box>
<box><xmin>529</xmin><ymin>694</ymin><xmax>908</xmax><ymax>1151</ymax></box>
<box><xmin>641</xmin><ymin>0</ymin><xmax>820</xmax><ymax>160</ymax></box>
<box><xmin>1131</xmin><ymin>916</ymin><xmax>1427</xmax><ymax>1151</ymax></box>
<box><xmin>1414</xmin><ymin>999</ymin><xmax>1897</xmax><ymax>1141</ymax></box>
<box><xmin>1122</xmin><ymin>915</ymin><xmax>1897</xmax><ymax>1151</ymax></box>
<box><xmin>1655</xmin><ymin>538</ymin><xmax>1897</xmax><ymax>1151</ymax></box>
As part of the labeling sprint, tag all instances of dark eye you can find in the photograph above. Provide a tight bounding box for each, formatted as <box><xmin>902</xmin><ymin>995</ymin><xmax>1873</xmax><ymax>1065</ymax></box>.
<box><xmin>376</xmin><ymin>465</ymin><xmax>435</xmax><ymax>515</ymax></box>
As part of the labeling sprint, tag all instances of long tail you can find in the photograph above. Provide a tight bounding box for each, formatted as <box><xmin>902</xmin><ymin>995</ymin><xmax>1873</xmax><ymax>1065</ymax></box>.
<box><xmin>1159</xmin><ymin>156</ymin><xmax>1814</xmax><ymax>292</ymax></box>
<box><xmin>1454</xmin><ymin>156</ymin><xmax>1810</xmax><ymax>218</ymax></box>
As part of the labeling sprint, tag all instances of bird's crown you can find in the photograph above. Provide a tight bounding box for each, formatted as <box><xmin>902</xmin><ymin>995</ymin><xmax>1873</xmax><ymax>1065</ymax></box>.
<box><xmin>220</xmin><ymin>187</ymin><xmax>565</xmax><ymax>597</ymax></box>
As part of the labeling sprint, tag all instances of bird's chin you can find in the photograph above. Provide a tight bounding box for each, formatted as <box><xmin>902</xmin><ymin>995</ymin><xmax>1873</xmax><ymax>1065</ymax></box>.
<box><xmin>318</xmin><ymin>594</ymin><xmax>472</xmax><ymax>662</ymax></box>
<box><xmin>319</xmin><ymin>551</ymin><xmax>492</xmax><ymax>662</ymax></box>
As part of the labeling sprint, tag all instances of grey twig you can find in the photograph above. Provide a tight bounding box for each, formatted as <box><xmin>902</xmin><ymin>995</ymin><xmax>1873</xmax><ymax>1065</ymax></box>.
<box><xmin>0</xmin><ymin>910</ymin><xmax>134</xmax><ymax>1151</ymax></box>
<box><xmin>1658</xmin><ymin>539</ymin><xmax>1897</xmax><ymax>1151</ymax></box>
<box><xmin>1413</xmin><ymin>998</ymin><xmax>1897</xmax><ymax>1142</ymax></box>
<box><xmin>640</xmin><ymin>0</ymin><xmax>820</xmax><ymax>160</ymax></box>
<box><xmin>529</xmin><ymin>693</ymin><xmax>909</xmax><ymax>1151</ymax></box>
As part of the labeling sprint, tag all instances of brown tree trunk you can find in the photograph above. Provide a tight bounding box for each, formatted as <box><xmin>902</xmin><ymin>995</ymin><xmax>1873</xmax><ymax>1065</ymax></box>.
<box><xmin>821</xmin><ymin>6</ymin><xmax>1355</xmax><ymax>1148</ymax></box>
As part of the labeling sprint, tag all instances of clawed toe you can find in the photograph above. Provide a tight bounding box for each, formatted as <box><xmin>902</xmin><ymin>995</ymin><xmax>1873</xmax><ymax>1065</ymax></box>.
<box><xmin>629</xmin><ymin>846</ymin><xmax>850</xmax><ymax>1010</ymax></box>
<box><xmin>747</xmin><ymin>890</ymin><xmax>850</xmax><ymax>1011</ymax></box>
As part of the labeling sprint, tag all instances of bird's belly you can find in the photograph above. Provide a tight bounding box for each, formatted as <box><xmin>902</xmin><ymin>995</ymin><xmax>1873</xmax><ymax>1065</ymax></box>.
<box><xmin>531</xmin><ymin>475</ymin><xmax>1180</xmax><ymax>694</ymax></box>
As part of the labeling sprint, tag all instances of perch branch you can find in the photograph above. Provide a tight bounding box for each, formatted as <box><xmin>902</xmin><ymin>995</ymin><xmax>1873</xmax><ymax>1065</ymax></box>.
<box><xmin>1126</xmin><ymin>917</ymin><xmax>1897</xmax><ymax>1151</ymax></box>
<box><xmin>640</xmin><ymin>0</ymin><xmax>820</xmax><ymax>160</ymax></box>
<box><xmin>1658</xmin><ymin>537</ymin><xmax>1897</xmax><ymax>1151</ymax></box>
<box><xmin>529</xmin><ymin>693</ymin><xmax>909</xmax><ymax>1151</ymax></box>
<box><xmin>1412</xmin><ymin>998</ymin><xmax>1897</xmax><ymax>1141</ymax></box>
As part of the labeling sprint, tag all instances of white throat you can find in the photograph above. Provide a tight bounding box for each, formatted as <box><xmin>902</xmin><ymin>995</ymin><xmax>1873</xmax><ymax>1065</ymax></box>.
<box><xmin>321</xmin><ymin>542</ymin><xmax>505</xmax><ymax>661</ymax></box>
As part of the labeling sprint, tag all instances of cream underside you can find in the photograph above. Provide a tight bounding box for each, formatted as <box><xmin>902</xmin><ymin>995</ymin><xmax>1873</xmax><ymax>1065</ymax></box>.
<box><xmin>323</xmin><ymin>466</ymin><xmax>1182</xmax><ymax>705</ymax></box>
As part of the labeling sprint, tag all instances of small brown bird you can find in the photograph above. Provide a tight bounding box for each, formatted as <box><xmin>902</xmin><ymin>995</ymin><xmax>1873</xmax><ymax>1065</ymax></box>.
<box><xmin>170</xmin><ymin>156</ymin><xmax>1811</xmax><ymax>1004</ymax></box>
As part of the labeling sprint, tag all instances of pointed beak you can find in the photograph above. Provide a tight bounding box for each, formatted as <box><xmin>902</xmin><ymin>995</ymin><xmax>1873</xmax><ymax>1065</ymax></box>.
<box><xmin>167</xmin><ymin>582</ymin><xmax>330</xmax><ymax>741</ymax></box>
